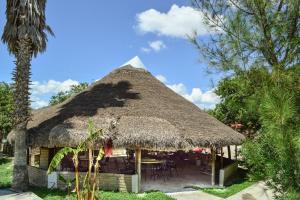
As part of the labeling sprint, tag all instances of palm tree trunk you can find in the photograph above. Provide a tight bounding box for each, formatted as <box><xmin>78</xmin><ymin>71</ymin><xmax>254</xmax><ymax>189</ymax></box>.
<box><xmin>12</xmin><ymin>38</ymin><xmax>32</xmax><ymax>191</ymax></box>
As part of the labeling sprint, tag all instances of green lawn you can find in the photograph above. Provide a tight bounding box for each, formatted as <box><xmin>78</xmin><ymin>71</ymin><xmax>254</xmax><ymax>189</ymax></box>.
<box><xmin>200</xmin><ymin>179</ymin><xmax>255</xmax><ymax>198</ymax></box>
<box><xmin>0</xmin><ymin>157</ymin><xmax>173</xmax><ymax>200</ymax></box>
<box><xmin>0</xmin><ymin>157</ymin><xmax>13</xmax><ymax>188</ymax></box>
<box><xmin>31</xmin><ymin>187</ymin><xmax>174</xmax><ymax>200</ymax></box>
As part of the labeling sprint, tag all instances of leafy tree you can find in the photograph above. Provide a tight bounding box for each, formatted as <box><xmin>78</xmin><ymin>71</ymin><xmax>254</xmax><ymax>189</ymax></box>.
<box><xmin>242</xmin><ymin>77</ymin><xmax>300</xmax><ymax>198</ymax></box>
<box><xmin>192</xmin><ymin>0</ymin><xmax>300</xmax><ymax>198</ymax></box>
<box><xmin>1</xmin><ymin>0</ymin><xmax>53</xmax><ymax>191</ymax></box>
<box><xmin>49</xmin><ymin>83</ymin><xmax>89</xmax><ymax>106</ymax></box>
<box><xmin>211</xmin><ymin>67</ymin><xmax>270</xmax><ymax>135</ymax></box>
<box><xmin>191</xmin><ymin>0</ymin><xmax>300</xmax><ymax>74</ymax></box>
<box><xmin>0</xmin><ymin>82</ymin><xmax>13</xmax><ymax>140</ymax></box>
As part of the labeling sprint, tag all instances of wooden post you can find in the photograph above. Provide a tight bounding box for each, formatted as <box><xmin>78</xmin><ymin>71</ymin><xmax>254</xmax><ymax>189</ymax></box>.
<box><xmin>40</xmin><ymin>148</ymin><xmax>49</xmax><ymax>169</ymax></box>
<box><xmin>211</xmin><ymin>147</ymin><xmax>216</xmax><ymax>186</ymax></box>
<box><xmin>220</xmin><ymin>147</ymin><xmax>224</xmax><ymax>169</ymax></box>
<box><xmin>227</xmin><ymin>145</ymin><xmax>231</xmax><ymax>159</ymax></box>
<box><xmin>135</xmin><ymin>147</ymin><xmax>141</xmax><ymax>192</ymax></box>
<box><xmin>235</xmin><ymin>145</ymin><xmax>238</xmax><ymax>160</ymax></box>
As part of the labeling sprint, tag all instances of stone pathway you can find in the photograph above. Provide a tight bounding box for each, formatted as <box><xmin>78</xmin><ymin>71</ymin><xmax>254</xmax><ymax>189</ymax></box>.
<box><xmin>0</xmin><ymin>189</ymin><xmax>42</xmax><ymax>200</ymax></box>
<box><xmin>168</xmin><ymin>181</ymin><xmax>274</xmax><ymax>200</ymax></box>
<box><xmin>168</xmin><ymin>190</ymin><xmax>223</xmax><ymax>200</ymax></box>
<box><xmin>227</xmin><ymin>182</ymin><xmax>273</xmax><ymax>200</ymax></box>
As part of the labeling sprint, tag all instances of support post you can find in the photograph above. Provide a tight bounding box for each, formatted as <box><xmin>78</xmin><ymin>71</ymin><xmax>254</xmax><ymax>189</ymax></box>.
<box><xmin>135</xmin><ymin>147</ymin><xmax>141</xmax><ymax>192</ymax></box>
<box><xmin>220</xmin><ymin>147</ymin><xmax>224</xmax><ymax>169</ymax></box>
<box><xmin>211</xmin><ymin>147</ymin><xmax>216</xmax><ymax>186</ymax></box>
<box><xmin>235</xmin><ymin>145</ymin><xmax>238</xmax><ymax>160</ymax></box>
<box><xmin>40</xmin><ymin>148</ymin><xmax>49</xmax><ymax>170</ymax></box>
<box><xmin>227</xmin><ymin>145</ymin><xmax>231</xmax><ymax>160</ymax></box>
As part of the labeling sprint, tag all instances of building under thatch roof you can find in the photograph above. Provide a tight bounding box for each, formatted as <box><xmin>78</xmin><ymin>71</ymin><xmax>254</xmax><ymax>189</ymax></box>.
<box><xmin>10</xmin><ymin>60</ymin><xmax>244</xmax><ymax>151</ymax></box>
<box><xmin>8</xmin><ymin>57</ymin><xmax>246</xmax><ymax>191</ymax></box>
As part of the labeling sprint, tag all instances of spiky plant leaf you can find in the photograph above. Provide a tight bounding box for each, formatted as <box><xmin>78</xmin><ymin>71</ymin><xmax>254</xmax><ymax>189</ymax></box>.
<box><xmin>47</xmin><ymin>147</ymin><xmax>75</xmax><ymax>174</ymax></box>
<box><xmin>2</xmin><ymin>0</ymin><xmax>54</xmax><ymax>56</ymax></box>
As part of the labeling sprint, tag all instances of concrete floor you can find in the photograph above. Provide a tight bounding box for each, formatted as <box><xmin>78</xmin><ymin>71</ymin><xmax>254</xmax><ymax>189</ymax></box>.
<box><xmin>141</xmin><ymin>164</ymin><xmax>212</xmax><ymax>193</ymax></box>
<box><xmin>0</xmin><ymin>189</ymin><xmax>42</xmax><ymax>200</ymax></box>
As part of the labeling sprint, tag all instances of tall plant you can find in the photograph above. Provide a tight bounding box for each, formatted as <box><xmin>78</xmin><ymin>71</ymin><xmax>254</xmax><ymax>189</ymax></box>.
<box><xmin>191</xmin><ymin>0</ymin><xmax>300</xmax><ymax>198</ymax></box>
<box><xmin>48</xmin><ymin>121</ymin><xmax>104</xmax><ymax>200</ymax></box>
<box><xmin>242</xmin><ymin>82</ymin><xmax>300</xmax><ymax>199</ymax></box>
<box><xmin>1</xmin><ymin>0</ymin><xmax>53</xmax><ymax>191</ymax></box>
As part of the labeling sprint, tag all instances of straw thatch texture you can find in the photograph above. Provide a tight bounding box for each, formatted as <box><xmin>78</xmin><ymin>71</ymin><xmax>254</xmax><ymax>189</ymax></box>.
<box><xmin>10</xmin><ymin>65</ymin><xmax>245</xmax><ymax>150</ymax></box>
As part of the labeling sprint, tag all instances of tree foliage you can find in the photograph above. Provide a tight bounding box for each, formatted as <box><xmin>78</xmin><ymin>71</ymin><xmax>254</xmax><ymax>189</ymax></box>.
<box><xmin>192</xmin><ymin>0</ymin><xmax>300</xmax><ymax>198</ymax></box>
<box><xmin>192</xmin><ymin>0</ymin><xmax>300</xmax><ymax>74</ymax></box>
<box><xmin>210</xmin><ymin>67</ymin><xmax>270</xmax><ymax>135</ymax></box>
<box><xmin>49</xmin><ymin>83</ymin><xmax>89</xmax><ymax>106</ymax></box>
<box><xmin>0</xmin><ymin>82</ymin><xmax>13</xmax><ymax>139</ymax></box>
<box><xmin>242</xmin><ymin>78</ymin><xmax>300</xmax><ymax>198</ymax></box>
<box><xmin>48</xmin><ymin>121</ymin><xmax>104</xmax><ymax>200</ymax></box>
<box><xmin>2</xmin><ymin>0</ymin><xmax>54</xmax><ymax>56</ymax></box>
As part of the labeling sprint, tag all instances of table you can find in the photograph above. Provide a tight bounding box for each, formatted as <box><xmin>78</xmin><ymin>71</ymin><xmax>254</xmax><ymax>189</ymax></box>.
<box><xmin>141</xmin><ymin>159</ymin><xmax>165</xmax><ymax>164</ymax></box>
<box><xmin>141</xmin><ymin>159</ymin><xmax>166</xmax><ymax>181</ymax></box>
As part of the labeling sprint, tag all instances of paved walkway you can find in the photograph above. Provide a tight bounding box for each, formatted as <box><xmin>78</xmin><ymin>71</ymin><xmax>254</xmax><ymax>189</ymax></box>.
<box><xmin>168</xmin><ymin>182</ymin><xmax>274</xmax><ymax>200</ymax></box>
<box><xmin>0</xmin><ymin>189</ymin><xmax>42</xmax><ymax>200</ymax></box>
<box><xmin>168</xmin><ymin>190</ymin><xmax>223</xmax><ymax>200</ymax></box>
<box><xmin>227</xmin><ymin>182</ymin><xmax>273</xmax><ymax>200</ymax></box>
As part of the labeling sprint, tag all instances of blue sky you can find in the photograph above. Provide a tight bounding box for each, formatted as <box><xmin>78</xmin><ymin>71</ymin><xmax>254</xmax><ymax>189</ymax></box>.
<box><xmin>0</xmin><ymin>0</ymin><xmax>222</xmax><ymax>109</ymax></box>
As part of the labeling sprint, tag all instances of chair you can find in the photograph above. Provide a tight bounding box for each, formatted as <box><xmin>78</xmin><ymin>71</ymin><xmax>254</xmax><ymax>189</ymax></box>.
<box><xmin>120</xmin><ymin>157</ymin><xmax>135</xmax><ymax>174</ymax></box>
<box><xmin>166</xmin><ymin>160</ymin><xmax>178</xmax><ymax>177</ymax></box>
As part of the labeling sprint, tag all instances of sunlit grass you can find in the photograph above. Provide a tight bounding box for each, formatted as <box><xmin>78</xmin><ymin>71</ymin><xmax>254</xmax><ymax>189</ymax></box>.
<box><xmin>0</xmin><ymin>157</ymin><xmax>13</xmax><ymax>188</ymax></box>
<box><xmin>200</xmin><ymin>180</ymin><xmax>255</xmax><ymax>198</ymax></box>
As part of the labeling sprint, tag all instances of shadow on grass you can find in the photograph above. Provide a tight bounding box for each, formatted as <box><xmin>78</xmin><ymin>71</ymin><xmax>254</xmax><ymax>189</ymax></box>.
<box><xmin>30</xmin><ymin>187</ymin><xmax>71</xmax><ymax>199</ymax></box>
<box><xmin>0</xmin><ymin>158</ymin><xmax>12</xmax><ymax>165</ymax></box>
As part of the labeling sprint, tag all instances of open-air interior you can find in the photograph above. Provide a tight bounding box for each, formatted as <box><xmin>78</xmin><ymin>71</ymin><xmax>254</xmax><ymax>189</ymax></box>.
<box><xmin>29</xmin><ymin>145</ymin><xmax>239</xmax><ymax>193</ymax></box>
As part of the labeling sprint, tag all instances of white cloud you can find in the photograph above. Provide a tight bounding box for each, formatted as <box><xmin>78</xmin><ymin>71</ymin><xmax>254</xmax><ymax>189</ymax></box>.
<box><xmin>141</xmin><ymin>47</ymin><xmax>151</xmax><ymax>53</ymax></box>
<box><xmin>31</xmin><ymin>96</ymin><xmax>49</xmax><ymax>109</ymax></box>
<box><xmin>30</xmin><ymin>79</ymin><xmax>79</xmax><ymax>109</ymax></box>
<box><xmin>154</xmin><ymin>75</ymin><xmax>220</xmax><ymax>108</ymax></box>
<box><xmin>141</xmin><ymin>40</ymin><xmax>166</xmax><ymax>53</ymax></box>
<box><xmin>31</xmin><ymin>79</ymin><xmax>79</xmax><ymax>95</ymax></box>
<box><xmin>158</xmin><ymin>76</ymin><xmax>220</xmax><ymax>109</ymax></box>
<box><xmin>155</xmin><ymin>74</ymin><xmax>168</xmax><ymax>83</ymax></box>
<box><xmin>149</xmin><ymin>40</ymin><xmax>166</xmax><ymax>51</ymax></box>
<box><xmin>167</xmin><ymin>83</ymin><xmax>187</xmax><ymax>96</ymax></box>
<box><xmin>136</xmin><ymin>4</ymin><xmax>217</xmax><ymax>39</ymax></box>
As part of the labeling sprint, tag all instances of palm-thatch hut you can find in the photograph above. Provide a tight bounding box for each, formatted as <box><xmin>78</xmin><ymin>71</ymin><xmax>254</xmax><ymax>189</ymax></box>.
<box><xmin>9</xmin><ymin>57</ymin><xmax>245</xmax><ymax>192</ymax></box>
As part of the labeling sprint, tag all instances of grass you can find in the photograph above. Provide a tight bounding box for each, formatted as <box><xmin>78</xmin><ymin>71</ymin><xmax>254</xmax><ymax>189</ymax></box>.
<box><xmin>199</xmin><ymin>179</ymin><xmax>256</xmax><ymax>198</ymax></box>
<box><xmin>0</xmin><ymin>157</ymin><xmax>173</xmax><ymax>200</ymax></box>
<box><xmin>31</xmin><ymin>187</ymin><xmax>174</xmax><ymax>200</ymax></box>
<box><xmin>0</xmin><ymin>157</ymin><xmax>13</xmax><ymax>188</ymax></box>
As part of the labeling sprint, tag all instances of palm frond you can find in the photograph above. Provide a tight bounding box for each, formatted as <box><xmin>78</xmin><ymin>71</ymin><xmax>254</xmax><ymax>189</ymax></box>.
<box><xmin>2</xmin><ymin>0</ymin><xmax>53</xmax><ymax>56</ymax></box>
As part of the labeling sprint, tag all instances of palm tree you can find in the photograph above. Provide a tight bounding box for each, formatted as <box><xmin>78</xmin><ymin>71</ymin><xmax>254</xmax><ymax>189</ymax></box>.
<box><xmin>1</xmin><ymin>0</ymin><xmax>53</xmax><ymax>191</ymax></box>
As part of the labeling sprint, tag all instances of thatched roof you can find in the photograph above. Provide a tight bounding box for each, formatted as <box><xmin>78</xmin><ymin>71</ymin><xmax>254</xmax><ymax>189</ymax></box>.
<box><xmin>10</xmin><ymin>65</ymin><xmax>245</xmax><ymax>150</ymax></box>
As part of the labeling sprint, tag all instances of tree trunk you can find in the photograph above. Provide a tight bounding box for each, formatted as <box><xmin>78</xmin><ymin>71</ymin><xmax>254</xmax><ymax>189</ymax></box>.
<box><xmin>73</xmin><ymin>154</ymin><xmax>81</xmax><ymax>200</ymax></box>
<box><xmin>12</xmin><ymin>38</ymin><xmax>32</xmax><ymax>191</ymax></box>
